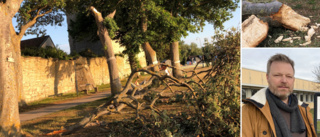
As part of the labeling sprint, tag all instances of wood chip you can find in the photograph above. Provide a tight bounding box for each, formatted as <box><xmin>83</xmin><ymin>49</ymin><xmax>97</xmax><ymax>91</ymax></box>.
<box><xmin>307</xmin><ymin>28</ymin><xmax>315</xmax><ymax>37</ymax></box>
<box><xmin>282</xmin><ymin>37</ymin><xmax>292</xmax><ymax>41</ymax></box>
<box><xmin>299</xmin><ymin>27</ymin><xmax>308</xmax><ymax>32</ymax></box>
<box><xmin>311</xmin><ymin>25</ymin><xmax>318</xmax><ymax>29</ymax></box>
<box><xmin>317</xmin><ymin>36</ymin><xmax>320</xmax><ymax>38</ymax></box>
<box><xmin>304</xmin><ymin>28</ymin><xmax>315</xmax><ymax>42</ymax></box>
<box><xmin>292</xmin><ymin>37</ymin><xmax>301</xmax><ymax>40</ymax></box>
<box><xmin>305</xmin><ymin>36</ymin><xmax>311</xmax><ymax>42</ymax></box>
<box><xmin>300</xmin><ymin>41</ymin><xmax>311</xmax><ymax>46</ymax></box>
<box><xmin>274</xmin><ymin>36</ymin><xmax>283</xmax><ymax>43</ymax></box>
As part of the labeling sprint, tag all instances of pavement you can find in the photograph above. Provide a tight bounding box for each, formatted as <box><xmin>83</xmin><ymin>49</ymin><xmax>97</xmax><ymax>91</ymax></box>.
<box><xmin>20</xmin><ymin>91</ymin><xmax>111</xmax><ymax>122</ymax></box>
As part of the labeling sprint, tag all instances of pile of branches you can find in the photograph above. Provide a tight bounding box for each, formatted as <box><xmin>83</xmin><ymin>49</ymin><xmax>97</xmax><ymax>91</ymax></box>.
<box><xmin>45</xmin><ymin>29</ymin><xmax>240</xmax><ymax>136</ymax></box>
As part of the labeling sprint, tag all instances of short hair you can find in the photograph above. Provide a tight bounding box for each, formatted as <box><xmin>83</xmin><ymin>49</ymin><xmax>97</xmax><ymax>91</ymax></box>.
<box><xmin>267</xmin><ymin>53</ymin><xmax>295</xmax><ymax>75</ymax></box>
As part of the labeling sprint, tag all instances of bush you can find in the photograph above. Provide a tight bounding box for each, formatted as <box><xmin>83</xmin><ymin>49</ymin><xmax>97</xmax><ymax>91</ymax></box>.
<box><xmin>21</xmin><ymin>46</ymin><xmax>70</xmax><ymax>60</ymax></box>
<box><xmin>135</xmin><ymin>28</ymin><xmax>240</xmax><ymax>137</ymax></box>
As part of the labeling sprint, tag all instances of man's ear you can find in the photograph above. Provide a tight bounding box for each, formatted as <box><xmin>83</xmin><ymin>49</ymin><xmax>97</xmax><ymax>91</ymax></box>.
<box><xmin>266</xmin><ymin>74</ymin><xmax>269</xmax><ymax>81</ymax></box>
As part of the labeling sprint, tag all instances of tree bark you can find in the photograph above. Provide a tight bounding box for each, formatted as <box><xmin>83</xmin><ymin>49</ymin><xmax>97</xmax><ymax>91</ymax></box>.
<box><xmin>141</xmin><ymin>1</ymin><xmax>159</xmax><ymax>72</ymax></box>
<box><xmin>171</xmin><ymin>41</ymin><xmax>183</xmax><ymax>78</ymax></box>
<box><xmin>128</xmin><ymin>52</ymin><xmax>138</xmax><ymax>72</ymax></box>
<box><xmin>242</xmin><ymin>15</ymin><xmax>269</xmax><ymax>48</ymax></box>
<box><xmin>90</xmin><ymin>7</ymin><xmax>122</xmax><ymax>95</ymax></box>
<box><xmin>242</xmin><ymin>0</ymin><xmax>282</xmax><ymax>16</ymax></box>
<box><xmin>0</xmin><ymin>1</ymin><xmax>23</xmax><ymax>136</ymax></box>
<box><xmin>242</xmin><ymin>0</ymin><xmax>310</xmax><ymax>31</ymax></box>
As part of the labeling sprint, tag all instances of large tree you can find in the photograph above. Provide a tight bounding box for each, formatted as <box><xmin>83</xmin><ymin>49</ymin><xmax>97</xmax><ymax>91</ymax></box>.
<box><xmin>66</xmin><ymin>0</ymin><xmax>123</xmax><ymax>95</ymax></box>
<box><xmin>147</xmin><ymin>0</ymin><xmax>239</xmax><ymax>78</ymax></box>
<box><xmin>68</xmin><ymin>0</ymin><xmax>162</xmax><ymax>72</ymax></box>
<box><xmin>1</xmin><ymin>0</ymin><xmax>65</xmax><ymax>136</ymax></box>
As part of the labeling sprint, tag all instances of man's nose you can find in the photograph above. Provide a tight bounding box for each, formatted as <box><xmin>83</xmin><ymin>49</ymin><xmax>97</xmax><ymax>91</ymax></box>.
<box><xmin>280</xmin><ymin>76</ymin><xmax>288</xmax><ymax>83</ymax></box>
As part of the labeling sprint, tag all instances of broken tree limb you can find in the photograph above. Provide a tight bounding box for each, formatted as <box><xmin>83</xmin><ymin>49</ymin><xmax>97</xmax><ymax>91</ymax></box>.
<box><xmin>242</xmin><ymin>15</ymin><xmax>269</xmax><ymax>47</ymax></box>
<box><xmin>243</xmin><ymin>0</ymin><xmax>310</xmax><ymax>31</ymax></box>
<box><xmin>58</xmin><ymin>63</ymin><xmax>210</xmax><ymax>135</ymax></box>
<box><xmin>242</xmin><ymin>0</ymin><xmax>282</xmax><ymax>16</ymax></box>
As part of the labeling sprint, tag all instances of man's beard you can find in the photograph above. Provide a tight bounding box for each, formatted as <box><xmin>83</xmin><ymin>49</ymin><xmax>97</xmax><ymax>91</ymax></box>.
<box><xmin>269</xmin><ymin>85</ymin><xmax>292</xmax><ymax>100</ymax></box>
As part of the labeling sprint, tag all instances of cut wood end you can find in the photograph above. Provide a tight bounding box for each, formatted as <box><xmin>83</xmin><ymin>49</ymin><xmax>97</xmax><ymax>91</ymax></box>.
<box><xmin>272</xmin><ymin>4</ymin><xmax>310</xmax><ymax>31</ymax></box>
<box><xmin>242</xmin><ymin>15</ymin><xmax>269</xmax><ymax>47</ymax></box>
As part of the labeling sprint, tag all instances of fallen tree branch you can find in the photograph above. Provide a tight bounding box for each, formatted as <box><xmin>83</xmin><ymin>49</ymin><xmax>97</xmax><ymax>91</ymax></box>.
<box><xmin>55</xmin><ymin>63</ymin><xmax>211</xmax><ymax>135</ymax></box>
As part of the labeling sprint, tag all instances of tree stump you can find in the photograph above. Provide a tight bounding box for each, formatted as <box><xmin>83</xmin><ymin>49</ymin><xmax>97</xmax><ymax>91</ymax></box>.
<box><xmin>242</xmin><ymin>15</ymin><xmax>269</xmax><ymax>48</ymax></box>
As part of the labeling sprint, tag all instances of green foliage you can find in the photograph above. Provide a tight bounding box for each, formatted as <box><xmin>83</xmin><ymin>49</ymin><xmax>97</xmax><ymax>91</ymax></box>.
<box><xmin>78</xmin><ymin>48</ymin><xmax>101</xmax><ymax>57</ymax></box>
<box><xmin>135</xmin><ymin>28</ymin><xmax>240</xmax><ymax>137</ymax></box>
<box><xmin>202</xmin><ymin>38</ymin><xmax>216</xmax><ymax>63</ymax></box>
<box><xmin>103</xmin><ymin>17</ymin><xmax>119</xmax><ymax>39</ymax></box>
<box><xmin>14</xmin><ymin>0</ymin><xmax>66</xmax><ymax>36</ymax></box>
<box><xmin>68</xmin><ymin>13</ymin><xmax>99</xmax><ymax>42</ymax></box>
<box><xmin>21</xmin><ymin>46</ymin><xmax>70</xmax><ymax>60</ymax></box>
<box><xmin>246</xmin><ymin>0</ymin><xmax>274</xmax><ymax>3</ymax></box>
<box><xmin>193</xmin><ymin>27</ymin><xmax>240</xmax><ymax>136</ymax></box>
<box><xmin>179</xmin><ymin>41</ymin><xmax>203</xmax><ymax>65</ymax></box>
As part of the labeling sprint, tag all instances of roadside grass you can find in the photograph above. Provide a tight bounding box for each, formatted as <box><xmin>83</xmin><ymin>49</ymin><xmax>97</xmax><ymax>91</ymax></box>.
<box><xmin>256</xmin><ymin>0</ymin><xmax>320</xmax><ymax>47</ymax></box>
<box><xmin>19</xmin><ymin>89</ymin><xmax>101</xmax><ymax>113</ymax></box>
<box><xmin>21</xmin><ymin>96</ymin><xmax>193</xmax><ymax>136</ymax></box>
<box><xmin>309</xmin><ymin>109</ymin><xmax>320</xmax><ymax>133</ymax></box>
<box><xmin>21</xmin><ymin>97</ymin><xmax>110</xmax><ymax>136</ymax></box>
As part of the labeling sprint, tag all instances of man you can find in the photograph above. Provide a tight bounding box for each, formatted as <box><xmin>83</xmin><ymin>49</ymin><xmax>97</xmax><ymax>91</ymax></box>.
<box><xmin>242</xmin><ymin>54</ymin><xmax>316</xmax><ymax>137</ymax></box>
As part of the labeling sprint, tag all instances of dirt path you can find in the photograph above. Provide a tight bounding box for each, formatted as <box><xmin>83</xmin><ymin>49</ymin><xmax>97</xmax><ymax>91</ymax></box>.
<box><xmin>20</xmin><ymin>91</ymin><xmax>111</xmax><ymax>122</ymax></box>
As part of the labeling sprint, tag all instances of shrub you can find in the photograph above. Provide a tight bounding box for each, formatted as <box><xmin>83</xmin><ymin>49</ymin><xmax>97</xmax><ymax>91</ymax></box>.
<box><xmin>136</xmin><ymin>28</ymin><xmax>240</xmax><ymax>137</ymax></box>
<box><xmin>21</xmin><ymin>46</ymin><xmax>69</xmax><ymax>60</ymax></box>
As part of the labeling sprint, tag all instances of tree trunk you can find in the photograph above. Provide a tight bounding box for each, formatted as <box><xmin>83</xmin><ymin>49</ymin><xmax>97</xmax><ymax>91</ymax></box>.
<box><xmin>242</xmin><ymin>0</ymin><xmax>310</xmax><ymax>31</ymax></box>
<box><xmin>242</xmin><ymin>15</ymin><xmax>269</xmax><ymax>48</ymax></box>
<box><xmin>90</xmin><ymin>7</ymin><xmax>122</xmax><ymax>95</ymax></box>
<box><xmin>242</xmin><ymin>0</ymin><xmax>282</xmax><ymax>16</ymax></box>
<box><xmin>142</xmin><ymin>42</ymin><xmax>159</xmax><ymax>71</ymax></box>
<box><xmin>141</xmin><ymin>1</ymin><xmax>159</xmax><ymax>72</ymax></box>
<box><xmin>11</xmin><ymin>25</ymin><xmax>25</xmax><ymax>106</ymax></box>
<box><xmin>128</xmin><ymin>52</ymin><xmax>138</xmax><ymax>72</ymax></box>
<box><xmin>171</xmin><ymin>41</ymin><xmax>183</xmax><ymax>78</ymax></box>
<box><xmin>0</xmin><ymin>1</ymin><xmax>23</xmax><ymax>136</ymax></box>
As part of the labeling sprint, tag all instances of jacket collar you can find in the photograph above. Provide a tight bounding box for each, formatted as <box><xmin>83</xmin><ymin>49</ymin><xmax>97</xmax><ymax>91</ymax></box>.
<box><xmin>244</xmin><ymin>87</ymin><xmax>307</xmax><ymax>108</ymax></box>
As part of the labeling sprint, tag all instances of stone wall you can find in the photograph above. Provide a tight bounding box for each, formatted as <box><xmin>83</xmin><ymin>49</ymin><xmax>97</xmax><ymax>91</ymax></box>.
<box><xmin>20</xmin><ymin>48</ymin><xmax>146</xmax><ymax>104</ymax></box>
<box><xmin>22</xmin><ymin>57</ymin><xmax>76</xmax><ymax>103</ymax></box>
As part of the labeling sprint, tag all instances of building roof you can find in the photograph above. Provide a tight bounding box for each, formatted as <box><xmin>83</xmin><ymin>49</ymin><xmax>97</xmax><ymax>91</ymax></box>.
<box><xmin>20</xmin><ymin>36</ymin><xmax>54</xmax><ymax>50</ymax></box>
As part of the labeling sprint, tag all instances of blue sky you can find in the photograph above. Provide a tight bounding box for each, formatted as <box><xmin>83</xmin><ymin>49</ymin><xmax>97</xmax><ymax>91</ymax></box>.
<box><xmin>14</xmin><ymin>6</ymin><xmax>240</xmax><ymax>54</ymax></box>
